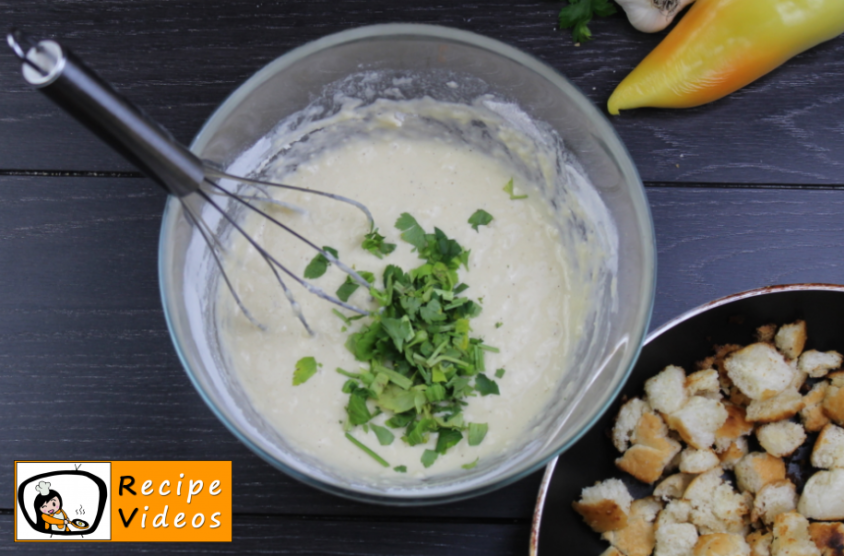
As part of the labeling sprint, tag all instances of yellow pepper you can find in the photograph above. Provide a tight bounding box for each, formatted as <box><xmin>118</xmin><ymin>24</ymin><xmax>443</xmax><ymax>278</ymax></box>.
<box><xmin>608</xmin><ymin>0</ymin><xmax>844</xmax><ymax>114</ymax></box>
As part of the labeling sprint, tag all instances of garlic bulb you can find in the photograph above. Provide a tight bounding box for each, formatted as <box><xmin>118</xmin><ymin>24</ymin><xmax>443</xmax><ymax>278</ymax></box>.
<box><xmin>617</xmin><ymin>0</ymin><xmax>696</xmax><ymax>32</ymax></box>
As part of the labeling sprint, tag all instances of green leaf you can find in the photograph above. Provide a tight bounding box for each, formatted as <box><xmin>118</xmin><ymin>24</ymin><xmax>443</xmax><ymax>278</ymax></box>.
<box><xmin>395</xmin><ymin>212</ymin><xmax>427</xmax><ymax>251</ymax></box>
<box><xmin>405</xmin><ymin>418</ymin><xmax>437</xmax><ymax>446</ymax></box>
<box><xmin>393</xmin><ymin>465</ymin><xmax>407</xmax><ymax>473</ymax></box>
<box><xmin>420</xmin><ymin>298</ymin><xmax>447</xmax><ymax>324</ymax></box>
<box><xmin>373</xmin><ymin>363</ymin><xmax>414</xmax><ymax>390</ymax></box>
<box><xmin>495</xmin><ymin>368</ymin><xmax>506</xmax><ymax>379</ymax></box>
<box><xmin>461</xmin><ymin>458</ymin><xmax>479</xmax><ymax>470</ymax></box>
<box><xmin>557</xmin><ymin>0</ymin><xmax>616</xmax><ymax>43</ymax></box>
<box><xmin>435</xmin><ymin>429</ymin><xmax>464</xmax><ymax>454</ymax></box>
<box><xmin>345</xmin><ymin>433</ymin><xmax>389</xmax><ymax>467</ymax></box>
<box><xmin>362</xmin><ymin>229</ymin><xmax>397</xmax><ymax>259</ymax></box>
<box><xmin>293</xmin><ymin>356</ymin><xmax>319</xmax><ymax>385</ymax></box>
<box><xmin>347</xmin><ymin>322</ymin><xmax>383</xmax><ymax>361</ymax></box>
<box><xmin>377</xmin><ymin>386</ymin><xmax>418</xmax><ymax>414</ymax></box>
<box><xmin>385</xmin><ymin>411</ymin><xmax>415</xmax><ymax>429</ymax></box>
<box><xmin>370</xmin><ymin>424</ymin><xmax>395</xmax><ymax>446</ymax></box>
<box><xmin>502</xmin><ymin>178</ymin><xmax>528</xmax><ymax>200</ymax></box>
<box><xmin>303</xmin><ymin>246</ymin><xmax>339</xmax><ymax>279</ymax></box>
<box><xmin>347</xmin><ymin>389</ymin><xmax>372</xmax><ymax>425</ymax></box>
<box><xmin>421</xmin><ymin>449</ymin><xmax>439</xmax><ymax>468</ymax></box>
<box><xmin>381</xmin><ymin>316</ymin><xmax>414</xmax><ymax>351</ymax></box>
<box><xmin>425</xmin><ymin>383</ymin><xmax>447</xmax><ymax>403</ymax></box>
<box><xmin>474</xmin><ymin>373</ymin><xmax>500</xmax><ymax>396</ymax></box>
<box><xmin>468</xmin><ymin>423</ymin><xmax>488</xmax><ymax>446</ymax></box>
<box><xmin>336</xmin><ymin>271</ymin><xmax>375</xmax><ymax>302</ymax></box>
<box><xmin>468</xmin><ymin>209</ymin><xmax>494</xmax><ymax>232</ymax></box>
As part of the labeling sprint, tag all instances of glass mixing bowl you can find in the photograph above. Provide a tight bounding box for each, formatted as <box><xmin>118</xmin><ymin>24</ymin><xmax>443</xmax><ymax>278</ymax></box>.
<box><xmin>158</xmin><ymin>24</ymin><xmax>656</xmax><ymax>504</ymax></box>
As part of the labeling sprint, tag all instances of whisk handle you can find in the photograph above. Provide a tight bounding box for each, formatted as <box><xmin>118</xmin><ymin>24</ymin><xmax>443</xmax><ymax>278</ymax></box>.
<box><xmin>7</xmin><ymin>30</ymin><xmax>203</xmax><ymax>197</ymax></box>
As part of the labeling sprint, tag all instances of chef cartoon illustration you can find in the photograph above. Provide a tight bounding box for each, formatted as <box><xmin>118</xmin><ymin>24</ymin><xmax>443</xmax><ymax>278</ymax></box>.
<box><xmin>33</xmin><ymin>481</ymin><xmax>72</xmax><ymax>533</ymax></box>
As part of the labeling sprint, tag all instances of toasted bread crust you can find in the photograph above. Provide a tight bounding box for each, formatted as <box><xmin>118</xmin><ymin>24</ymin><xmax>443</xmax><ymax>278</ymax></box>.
<box><xmin>823</xmin><ymin>386</ymin><xmax>844</xmax><ymax>426</ymax></box>
<box><xmin>573</xmin><ymin>498</ymin><xmax>630</xmax><ymax>533</ymax></box>
<box><xmin>693</xmin><ymin>533</ymin><xmax>750</xmax><ymax>556</ymax></box>
<box><xmin>808</xmin><ymin>522</ymin><xmax>844</xmax><ymax>556</ymax></box>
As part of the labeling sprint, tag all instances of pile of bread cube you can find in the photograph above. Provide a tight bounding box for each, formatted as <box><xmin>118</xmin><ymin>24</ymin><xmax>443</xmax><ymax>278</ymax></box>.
<box><xmin>572</xmin><ymin>320</ymin><xmax>844</xmax><ymax>556</ymax></box>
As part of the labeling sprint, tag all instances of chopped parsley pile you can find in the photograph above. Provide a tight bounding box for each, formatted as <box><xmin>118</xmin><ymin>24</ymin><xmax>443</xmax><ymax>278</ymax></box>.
<box><xmin>294</xmin><ymin>207</ymin><xmax>503</xmax><ymax>471</ymax></box>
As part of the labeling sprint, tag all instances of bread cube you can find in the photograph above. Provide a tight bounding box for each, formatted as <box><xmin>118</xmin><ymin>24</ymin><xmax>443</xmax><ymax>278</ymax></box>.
<box><xmin>687</xmin><ymin>369</ymin><xmax>722</xmax><ymax>399</ymax></box>
<box><xmin>725</xmin><ymin>343</ymin><xmax>795</xmax><ymax>400</ymax></box>
<box><xmin>775</xmin><ymin>321</ymin><xmax>807</xmax><ymax>360</ymax></box>
<box><xmin>771</xmin><ymin>511</ymin><xmax>821</xmax><ymax>556</ymax></box>
<box><xmin>617</xmin><ymin>412</ymin><xmax>683</xmax><ymax>484</ymax></box>
<box><xmin>719</xmin><ymin>437</ymin><xmax>749</xmax><ymax>470</ymax></box>
<box><xmin>802</xmin><ymin>382</ymin><xmax>832</xmax><ymax>432</ymax></box>
<box><xmin>757</xmin><ymin>324</ymin><xmax>778</xmax><ymax>343</ymax></box>
<box><xmin>798</xmin><ymin>469</ymin><xmax>844</xmax><ymax>520</ymax></box>
<box><xmin>665</xmin><ymin>396</ymin><xmax>729</xmax><ymax>449</ymax></box>
<box><xmin>747</xmin><ymin>531</ymin><xmax>773</xmax><ymax>556</ymax></box>
<box><xmin>757</xmin><ymin>421</ymin><xmax>807</xmax><ymax>458</ymax></box>
<box><xmin>647</xmin><ymin>366</ymin><xmax>689</xmax><ymax>415</ymax></box>
<box><xmin>807</xmin><ymin>521</ymin><xmax>844</xmax><ymax>556</ymax></box>
<box><xmin>693</xmin><ymin>533</ymin><xmax>751</xmax><ymax>556</ymax></box>
<box><xmin>613</xmin><ymin>398</ymin><xmax>651</xmax><ymax>452</ymax></box>
<box><xmin>746</xmin><ymin>388</ymin><xmax>805</xmax><ymax>423</ymax></box>
<box><xmin>679</xmin><ymin>448</ymin><xmax>720</xmax><ymax>474</ymax></box>
<box><xmin>600</xmin><ymin>547</ymin><xmax>624</xmax><ymax>556</ymax></box>
<box><xmin>573</xmin><ymin>478</ymin><xmax>634</xmax><ymax>533</ymax></box>
<box><xmin>734</xmin><ymin>452</ymin><xmax>786</xmax><ymax>494</ymax></box>
<box><xmin>798</xmin><ymin>350</ymin><xmax>842</xmax><ymax>378</ymax></box>
<box><xmin>811</xmin><ymin>423</ymin><xmax>844</xmax><ymax>469</ymax></box>
<box><xmin>654</xmin><ymin>473</ymin><xmax>695</xmax><ymax>502</ymax></box>
<box><xmin>602</xmin><ymin>497</ymin><xmax>662</xmax><ymax>556</ymax></box>
<box><xmin>683</xmin><ymin>469</ymin><xmax>751</xmax><ymax>534</ymax></box>
<box><xmin>715</xmin><ymin>403</ymin><xmax>754</xmax><ymax>452</ymax></box>
<box><xmin>823</xmin><ymin>386</ymin><xmax>844</xmax><ymax>425</ymax></box>
<box><xmin>655</xmin><ymin>523</ymin><xmax>699</xmax><ymax>556</ymax></box>
<box><xmin>751</xmin><ymin>479</ymin><xmax>798</xmax><ymax>526</ymax></box>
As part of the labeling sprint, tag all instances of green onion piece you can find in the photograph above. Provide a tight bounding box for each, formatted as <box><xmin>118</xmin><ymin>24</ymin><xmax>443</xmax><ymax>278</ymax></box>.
<box><xmin>345</xmin><ymin>433</ymin><xmax>389</xmax><ymax>467</ymax></box>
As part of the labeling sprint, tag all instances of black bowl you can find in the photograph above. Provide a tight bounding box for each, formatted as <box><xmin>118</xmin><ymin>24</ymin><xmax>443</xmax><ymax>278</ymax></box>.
<box><xmin>530</xmin><ymin>284</ymin><xmax>844</xmax><ymax>555</ymax></box>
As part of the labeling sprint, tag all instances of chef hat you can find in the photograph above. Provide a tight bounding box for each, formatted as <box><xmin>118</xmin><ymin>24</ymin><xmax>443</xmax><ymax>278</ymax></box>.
<box><xmin>35</xmin><ymin>481</ymin><xmax>51</xmax><ymax>496</ymax></box>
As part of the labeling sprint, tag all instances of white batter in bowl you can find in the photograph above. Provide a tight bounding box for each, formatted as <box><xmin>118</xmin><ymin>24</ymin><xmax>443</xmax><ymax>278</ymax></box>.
<box><xmin>158</xmin><ymin>25</ymin><xmax>654</xmax><ymax>504</ymax></box>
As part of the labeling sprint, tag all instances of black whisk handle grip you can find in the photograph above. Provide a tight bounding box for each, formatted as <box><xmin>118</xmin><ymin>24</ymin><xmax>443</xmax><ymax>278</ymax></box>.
<box><xmin>8</xmin><ymin>31</ymin><xmax>203</xmax><ymax>197</ymax></box>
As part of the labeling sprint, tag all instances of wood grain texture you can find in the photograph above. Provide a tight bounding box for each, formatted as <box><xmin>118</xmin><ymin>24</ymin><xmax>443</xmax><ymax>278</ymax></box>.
<box><xmin>3</xmin><ymin>176</ymin><xmax>844</xmax><ymax>526</ymax></box>
<box><xmin>0</xmin><ymin>513</ymin><xmax>530</xmax><ymax>555</ymax></box>
<box><xmin>1</xmin><ymin>0</ymin><xmax>843</xmax><ymax>184</ymax></box>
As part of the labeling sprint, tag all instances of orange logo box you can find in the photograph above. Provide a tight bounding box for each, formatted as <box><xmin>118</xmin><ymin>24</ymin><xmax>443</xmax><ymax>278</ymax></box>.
<box><xmin>111</xmin><ymin>461</ymin><xmax>231</xmax><ymax>542</ymax></box>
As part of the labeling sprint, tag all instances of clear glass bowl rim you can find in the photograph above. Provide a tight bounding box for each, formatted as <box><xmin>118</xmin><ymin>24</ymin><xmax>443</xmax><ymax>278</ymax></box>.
<box><xmin>158</xmin><ymin>23</ymin><xmax>657</xmax><ymax>506</ymax></box>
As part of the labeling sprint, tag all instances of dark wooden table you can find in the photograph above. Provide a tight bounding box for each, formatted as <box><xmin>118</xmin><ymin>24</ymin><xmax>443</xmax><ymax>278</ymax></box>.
<box><xmin>1</xmin><ymin>1</ymin><xmax>843</xmax><ymax>554</ymax></box>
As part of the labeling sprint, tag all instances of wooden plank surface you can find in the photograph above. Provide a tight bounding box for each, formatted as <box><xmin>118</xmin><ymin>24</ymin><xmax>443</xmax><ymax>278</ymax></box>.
<box><xmin>0</xmin><ymin>0</ymin><xmax>842</xmax><ymax>184</ymax></box>
<box><xmin>0</xmin><ymin>514</ymin><xmax>530</xmax><ymax>555</ymax></box>
<box><xmin>3</xmin><ymin>176</ymin><xmax>844</xmax><ymax>524</ymax></box>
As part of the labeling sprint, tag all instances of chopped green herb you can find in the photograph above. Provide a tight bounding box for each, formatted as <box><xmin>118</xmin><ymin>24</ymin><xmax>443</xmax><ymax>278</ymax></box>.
<box><xmin>495</xmin><ymin>322</ymin><xmax>503</xmax><ymax>329</ymax></box>
<box><xmin>362</xmin><ymin>228</ymin><xmax>397</xmax><ymax>259</ymax></box>
<box><xmin>462</xmin><ymin>458</ymin><xmax>479</xmax><ymax>470</ymax></box>
<box><xmin>336</xmin><ymin>271</ymin><xmax>375</xmax><ymax>302</ymax></box>
<box><xmin>435</xmin><ymin>429</ymin><xmax>464</xmax><ymax>454</ymax></box>
<box><xmin>393</xmin><ymin>465</ymin><xmax>407</xmax><ymax>473</ymax></box>
<box><xmin>557</xmin><ymin>0</ymin><xmax>617</xmax><ymax>44</ymax></box>
<box><xmin>336</xmin><ymin>214</ymin><xmax>502</xmax><ymax>467</ymax></box>
<box><xmin>303</xmin><ymin>246</ymin><xmax>339</xmax><ymax>279</ymax></box>
<box><xmin>468</xmin><ymin>209</ymin><xmax>494</xmax><ymax>232</ymax></box>
<box><xmin>421</xmin><ymin>449</ymin><xmax>439</xmax><ymax>468</ymax></box>
<box><xmin>495</xmin><ymin>368</ymin><xmax>506</xmax><ymax>379</ymax></box>
<box><xmin>502</xmin><ymin>178</ymin><xmax>528</xmax><ymax>200</ymax></box>
<box><xmin>370</xmin><ymin>424</ymin><xmax>396</xmax><ymax>446</ymax></box>
<box><xmin>474</xmin><ymin>373</ymin><xmax>500</xmax><ymax>396</ymax></box>
<box><xmin>347</xmin><ymin>389</ymin><xmax>372</xmax><ymax>425</ymax></box>
<box><xmin>293</xmin><ymin>356</ymin><xmax>319</xmax><ymax>385</ymax></box>
<box><xmin>395</xmin><ymin>212</ymin><xmax>427</xmax><ymax>251</ymax></box>
<box><xmin>469</xmin><ymin>209</ymin><xmax>492</xmax><ymax>232</ymax></box>
<box><xmin>468</xmin><ymin>423</ymin><xmax>488</xmax><ymax>446</ymax></box>
<box><xmin>345</xmin><ymin>432</ymin><xmax>389</xmax><ymax>467</ymax></box>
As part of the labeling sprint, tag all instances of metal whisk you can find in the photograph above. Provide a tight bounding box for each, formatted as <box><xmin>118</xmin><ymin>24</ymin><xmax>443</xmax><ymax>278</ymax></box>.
<box><xmin>7</xmin><ymin>29</ymin><xmax>374</xmax><ymax>334</ymax></box>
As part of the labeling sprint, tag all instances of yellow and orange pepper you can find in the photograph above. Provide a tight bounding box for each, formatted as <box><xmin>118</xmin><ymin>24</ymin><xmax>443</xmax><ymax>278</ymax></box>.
<box><xmin>608</xmin><ymin>0</ymin><xmax>844</xmax><ymax>114</ymax></box>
